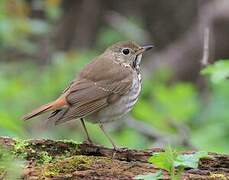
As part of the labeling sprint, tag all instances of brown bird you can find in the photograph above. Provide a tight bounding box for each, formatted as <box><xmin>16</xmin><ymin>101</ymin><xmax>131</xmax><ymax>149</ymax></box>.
<box><xmin>22</xmin><ymin>41</ymin><xmax>153</xmax><ymax>149</ymax></box>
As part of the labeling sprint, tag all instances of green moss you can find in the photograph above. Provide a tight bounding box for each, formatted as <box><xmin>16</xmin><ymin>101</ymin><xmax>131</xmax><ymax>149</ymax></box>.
<box><xmin>43</xmin><ymin>155</ymin><xmax>93</xmax><ymax>177</ymax></box>
<box><xmin>57</xmin><ymin>140</ymin><xmax>80</xmax><ymax>154</ymax></box>
<box><xmin>37</xmin><ymin>151</ymin><xmax>53</xmax><ymax>163</ymax></box>
<box><xmin>13</xmin><ymin>139</ymin><xmax>53</xmax><ymax>163</ymax></box>
<box><xmin>13</xmin><ymin>139</ymin><xmax>29</xmax><ymax>158</ymax></box>
<box><xmin>14</xmin><ymin>139</ymin><xmax>29</xmax><ymax>151</ymax></box>
<box><xmin>8</xmin><ymin>138</ymin><xmax>82</xmax><ymax>165</ymax></box>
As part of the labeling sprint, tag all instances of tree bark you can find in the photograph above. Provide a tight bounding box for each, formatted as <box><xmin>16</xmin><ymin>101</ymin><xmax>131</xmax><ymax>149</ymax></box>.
<box><xmin>143</xmin><ymin>0</ymin><xmax>229</xmax><ymax>83</ymax></box>
<box><xmin>0</xmin><ymin>137</ymin><xmax>228</xmax><ymax>179</ymax></box>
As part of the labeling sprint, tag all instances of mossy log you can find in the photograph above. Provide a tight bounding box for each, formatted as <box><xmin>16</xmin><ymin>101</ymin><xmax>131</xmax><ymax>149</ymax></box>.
<box><xmin>0</xmin><ymin>137</ymin><xmax>228</xmax><ymax>179</ymax></box>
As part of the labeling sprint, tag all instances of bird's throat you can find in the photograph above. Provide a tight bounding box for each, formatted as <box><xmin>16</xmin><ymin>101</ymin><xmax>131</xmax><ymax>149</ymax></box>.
<box><xmin>133</xmin><ymin>54</ymin><xmax>142</xmax><ymax>71</ymax></box>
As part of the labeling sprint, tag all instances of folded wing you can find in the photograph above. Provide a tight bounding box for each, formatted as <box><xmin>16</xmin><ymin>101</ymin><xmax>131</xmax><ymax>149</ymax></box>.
<box><xmin>49</xmin><ymin>57</ymin><xmax>133</xmax><ymax>124</ymax></box>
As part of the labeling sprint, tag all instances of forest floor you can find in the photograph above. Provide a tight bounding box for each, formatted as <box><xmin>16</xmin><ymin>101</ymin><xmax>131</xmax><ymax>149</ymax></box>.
<box><xmin>0</xmin><ymin>137</ymin><xmax>228</xmax><ymax>179</ymax></box>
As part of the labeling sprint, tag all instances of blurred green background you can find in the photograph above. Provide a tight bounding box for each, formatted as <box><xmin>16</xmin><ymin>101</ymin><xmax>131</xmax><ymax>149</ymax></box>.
<box><xmin>0</xmin><ymin>0</ymin><xmax>229</xmax><ymax>153</ymax></box>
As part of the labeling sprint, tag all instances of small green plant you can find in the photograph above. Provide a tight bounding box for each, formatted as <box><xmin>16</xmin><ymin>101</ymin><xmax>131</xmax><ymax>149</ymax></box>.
<box><xmin>134</xmin><ymin>171</ymin><xmax>163</xmax><ymax>180</ymax></box>
<box><xmin>37</xmin><ymin>151</ymin><xmax>53</xmax><ymax>164</ymax></box>
<box><xmin>148</xmin><ymin>146</ymin><xmax>179</xmax><ymax>180</ymax></box>
<box><xmin>148</xmin><ymin>146</ymin><xmax>208</xmax><ymax>180</ymax></box>
<box><xmin>174</xmin><ymin>151</ymin><xmax>208</xmax><ymax>169</ymax></box>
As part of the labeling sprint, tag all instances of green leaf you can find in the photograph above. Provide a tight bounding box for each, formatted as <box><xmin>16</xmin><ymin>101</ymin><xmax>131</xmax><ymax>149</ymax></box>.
<box><xmin>174</xmin><ymin>152</ymin><xmax>208</xmax><ymax>169</ymax></box>
<box><xmin>134</xmin><ymin>171</ymin><xmax>163</xmax><ymax>180</ymax></box>
<box><xmin>201</xmin><ymin>60</ymin><xmax>229</xmax><ymax>83</ymax></box>
<box><xmin>148</xmin><ymin>147</ymin><xmax>177</xmax><ymax>172</ymax></box>
<box><xmin>148</xmin><ymin>148</ymin><xmax>208</xmax><ymax>180</ymax></box>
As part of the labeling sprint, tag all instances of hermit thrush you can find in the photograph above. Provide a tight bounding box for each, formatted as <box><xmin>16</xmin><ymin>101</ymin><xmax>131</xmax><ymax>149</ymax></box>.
<box><xmin>22</xmin><ymin>41</ymin><xmax>153</xmax><ymax>149</ymax></box>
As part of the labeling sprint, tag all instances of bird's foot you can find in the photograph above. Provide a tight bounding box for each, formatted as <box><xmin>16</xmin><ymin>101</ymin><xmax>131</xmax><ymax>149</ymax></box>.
<box><xmin>83</xmin><ymin>138</ymin><xmax>94</xmax><ymax>145</ymax></box>
<box><xmin>111</xmin><ymin>146</ymin><xmax>129</xmax><ymax>159</ymax></box>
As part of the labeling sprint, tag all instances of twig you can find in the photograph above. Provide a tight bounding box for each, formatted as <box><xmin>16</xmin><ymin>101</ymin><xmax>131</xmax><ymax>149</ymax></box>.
<box><xmin>125</xmin><ymin>117</ymin><xmax>165</xmax><ymax>140</ymax></box>
<box><xmin>125</xmin><ymin>117</ymin><xmax>195</xmax><ymax>148</ymax></box>
<box><xmin>168</xmin><ymin>119</ymin><xmax>196</xmax><ymax>149</ymax></box>
<box><xmin>201</xmin><ymin>27</ymin><xmax>210</xmax><ymax>66</ymax></box>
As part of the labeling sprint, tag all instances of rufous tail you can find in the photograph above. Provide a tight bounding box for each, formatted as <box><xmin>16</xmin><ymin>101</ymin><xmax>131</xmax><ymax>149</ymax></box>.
<box><xmin>22</xmin><ymin>102</ymin><xmax>54</xmax><ymax>120</ymax></box>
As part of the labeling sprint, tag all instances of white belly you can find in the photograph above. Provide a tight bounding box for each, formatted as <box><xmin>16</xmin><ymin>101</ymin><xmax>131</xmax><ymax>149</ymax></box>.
<box><xmin>88</xmin><ymin>73</ymin><xmax>141</xmax><ymax>123</ymax></box>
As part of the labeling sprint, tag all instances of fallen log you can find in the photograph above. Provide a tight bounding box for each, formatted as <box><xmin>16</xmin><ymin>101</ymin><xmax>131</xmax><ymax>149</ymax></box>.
<box><xmin>0</xmin><ymin>137</ymin><xmax>228</xmax><ymax>179</ymax></box>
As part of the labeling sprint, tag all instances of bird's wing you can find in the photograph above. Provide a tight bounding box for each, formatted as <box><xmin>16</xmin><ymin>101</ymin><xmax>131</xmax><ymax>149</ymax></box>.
<box><xmin>51</xmin><ymin>57</ymin><xmax>133</xmax><ymax>124</ymax></box>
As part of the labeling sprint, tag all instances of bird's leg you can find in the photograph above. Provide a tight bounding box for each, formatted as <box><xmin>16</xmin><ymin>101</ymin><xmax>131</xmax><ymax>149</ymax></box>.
<box><xmin>80</xmin><ymin>118</ymin><xmax>92</xmax><ymax>143</ymax></box>
<box><xmin>99</xmin><ymin>123</ymin><xmax>117</xmax><ymax>150</ymax></box>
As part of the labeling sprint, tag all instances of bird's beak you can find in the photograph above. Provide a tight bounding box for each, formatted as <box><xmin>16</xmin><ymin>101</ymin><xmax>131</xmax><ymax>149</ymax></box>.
<box><xmin>142</xmin><ymin>45</ymin><xmax>154</xmax><ymax>51</ymax></box>
<box><xmin>136</xmin><ymin>45</ymin><xmax>154</xmax><ymax>55</ymax></box>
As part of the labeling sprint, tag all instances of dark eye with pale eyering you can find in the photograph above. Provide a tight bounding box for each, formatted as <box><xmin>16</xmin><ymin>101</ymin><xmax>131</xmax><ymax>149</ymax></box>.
<box><xmin>122</xmin><ymin>48</ymin><xmax>130</xmax><ymax>55</ymax></box>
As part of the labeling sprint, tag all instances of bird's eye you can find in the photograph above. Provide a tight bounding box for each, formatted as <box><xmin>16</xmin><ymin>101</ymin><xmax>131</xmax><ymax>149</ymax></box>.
<box><xmin>122</xmin><ymin>48</ymin><xmax>130</xmax><ymax>55</ymax></box>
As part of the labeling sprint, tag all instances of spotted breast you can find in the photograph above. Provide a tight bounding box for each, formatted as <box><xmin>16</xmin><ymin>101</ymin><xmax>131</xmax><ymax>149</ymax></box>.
<box><xmin>88</xmin><ymin>71</ymin><xmax>141</xmax><ymax>123</ymax></box>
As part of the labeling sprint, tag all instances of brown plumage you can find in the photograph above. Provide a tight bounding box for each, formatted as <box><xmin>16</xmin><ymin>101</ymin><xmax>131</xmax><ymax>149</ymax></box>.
<box><xmin>22</xmin><ymin>40</ymin><xmax>153</xmax><ymax>148</ymax></box>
